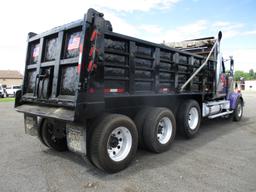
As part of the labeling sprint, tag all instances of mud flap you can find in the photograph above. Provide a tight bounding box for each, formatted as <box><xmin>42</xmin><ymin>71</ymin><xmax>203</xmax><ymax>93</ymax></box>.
<box><xmin>66</xmin><ymin>123</ymin><xmax>86</xmax><ymax>155</ymax></box>
<box><xmin>24</xmin><ymin>115</ymin><xmax>38</xmax><ymax>136</ymax></box>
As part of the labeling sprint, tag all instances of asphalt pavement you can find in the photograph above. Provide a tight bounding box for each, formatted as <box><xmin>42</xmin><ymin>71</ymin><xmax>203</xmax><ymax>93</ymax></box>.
<box><xmin>0</xmin><ymin>92</ymin><xmax>256</xmax><ymax>192</ymax></box>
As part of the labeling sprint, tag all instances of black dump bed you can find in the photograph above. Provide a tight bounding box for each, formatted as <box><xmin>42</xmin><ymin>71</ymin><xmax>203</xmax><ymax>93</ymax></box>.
<box><xmin>16</xmin><ymin>9</ymin><xmax>217</xmax><ymax>122</ymax></box>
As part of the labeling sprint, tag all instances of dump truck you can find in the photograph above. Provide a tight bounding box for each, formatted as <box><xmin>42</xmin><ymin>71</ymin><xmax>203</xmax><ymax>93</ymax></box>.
<box><xmin>15</xmin><ymin>9</ymin><xmax>244</xmax><ymax>173</ymax></box>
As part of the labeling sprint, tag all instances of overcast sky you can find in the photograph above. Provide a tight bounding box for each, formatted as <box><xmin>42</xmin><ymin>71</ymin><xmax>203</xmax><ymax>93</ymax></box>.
<box><xmin>0</xmin><ymin>0</ymin><xmax>255</xmax><ymax>73</ymax></box>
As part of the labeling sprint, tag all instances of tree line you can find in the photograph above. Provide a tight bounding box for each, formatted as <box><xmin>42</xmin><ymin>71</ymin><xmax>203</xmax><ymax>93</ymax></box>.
<box><xmin>234</xmin><ymin>69</ymin><xmax>256</xmax><ymax>81</ymax></box>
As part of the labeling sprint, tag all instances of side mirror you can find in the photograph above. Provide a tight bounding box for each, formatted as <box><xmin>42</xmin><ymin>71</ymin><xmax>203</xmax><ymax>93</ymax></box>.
<box><xmin>230</xmin><ymin>57</ymin><xmax>234</xmax><ymax>76</ymax></box>
<box><xmin>218</xmin><ymin>31</ymin><xmax>222</xmax><ymax>42</ymax></box>
<box><xmin>230</xmin><ymin>58</ymin><xmax>234</xmax><ymax>66</ymax></box>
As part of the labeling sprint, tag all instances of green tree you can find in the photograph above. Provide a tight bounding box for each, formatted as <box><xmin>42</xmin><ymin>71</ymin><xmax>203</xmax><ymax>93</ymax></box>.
<box><xmin>248</xmin><ymin>69</ymin><xmax>254</xmax><ymax>80</ymax></box>
<box><xmin>249</xmin><ymin>69</ymin><xmax>254</xmax><ymax>77</ymax></box>
<box><xmin>234</xmin><ymin>70</ymin><xmax>256</xmax><ymax>81</ymax></box>
<box><xmin>234</xmin><ymin>70</ymin><xmax>246</xmax><ymax>81</ymax></box>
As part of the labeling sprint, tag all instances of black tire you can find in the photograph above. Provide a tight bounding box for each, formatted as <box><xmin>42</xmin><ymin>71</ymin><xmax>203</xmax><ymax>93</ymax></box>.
<box><xmin>143</xmin><ymin>108</ymin><xmax>176</xmax><ymax>153</ymax></box>
<box><xmin>233</xmin><ymin>99</ymin><xmax>243</xmax><ymax>121</ymax></box>
<box><xmin>41</xmin><ymin>119</ymin><xmax>68</xmax><ymax>152</ymax></box>
<box><xmin>90</xmin><ymin>114</ymin><xmax>138</xmax><ymax>173</ymax></box>
<box><xmin>134</xmin><ymin>107</ymin><xmax>153</xmax><ymax>148</ymax></box>
<box><xmin>38</xmin><ymin>119</ymin><xmax>49</xmax><ymax>147</ymax></box>
<box><xmin>177</xmin><ymin>100</ymin><xmax>201</xmax><ymax>139</ymax></box>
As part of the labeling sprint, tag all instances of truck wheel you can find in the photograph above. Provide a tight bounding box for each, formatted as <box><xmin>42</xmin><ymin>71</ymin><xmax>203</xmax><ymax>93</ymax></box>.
<box><xmin>41</xmin><ymin>119</ymin><xmax>68</xmax><ymax>152</ymax></box>
<box><xmin>38</xmin><ymin>119</ymin><xmax>49</xmax><ymax>147</ymax></box>
<box><xmin>177</xmin><ymin>100</ymin><xmax>201</xmax><ymax>138</ymax></box>
<box><xmin>134</xmin><ymin>107</ymin><xmax>153</xmax><ymax>148</ymax></box>
<box><xmin>143</xmin><ymin>108</ymin><xmax>176</xmax><ymax>153</ymax></box>
<box><xmin>90</xmin><ymin>114</ymin><xmax>138</xmax><ymax>173</ymax></box>
<box><xmin>233</xmin><ymin>99</ymin><xmax>243</xmax><ymax>121</ymax></box>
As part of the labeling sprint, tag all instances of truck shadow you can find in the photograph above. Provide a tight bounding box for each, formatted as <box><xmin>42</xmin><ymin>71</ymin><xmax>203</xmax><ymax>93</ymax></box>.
<box><xmin>43</xmin><ymin>116</ymin><xmax>250</xmax><ymax>179</ymax></box>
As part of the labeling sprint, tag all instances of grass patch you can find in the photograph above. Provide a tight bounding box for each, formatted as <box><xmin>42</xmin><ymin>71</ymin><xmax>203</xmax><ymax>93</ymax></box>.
<box><xmin>0</xmin><ymin>97</ymin><xmax>15</xmax><ymax>102</ymax></box>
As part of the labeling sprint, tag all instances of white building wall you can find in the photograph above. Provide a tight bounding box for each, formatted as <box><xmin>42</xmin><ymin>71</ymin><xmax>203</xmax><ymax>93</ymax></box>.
<box><xmin>245</xmin><ymin>80</ymin><xmax>256</xmax><ymax>91</ymax></box>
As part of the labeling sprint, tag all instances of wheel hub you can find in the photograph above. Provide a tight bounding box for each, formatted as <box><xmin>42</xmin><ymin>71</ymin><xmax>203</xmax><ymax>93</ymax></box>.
<box><xmin>47</xmin><ymin>122</ymin><xmax>65</xmax><ymax>141</ymax></box>
<box><xmin>157</xmin><ymin>117</ymin><xmax>173</xmax><ymax>144</ymax></box>
<box><xmin>237</xmin><ymin>103</ymin><xmax>242</xmax><ymax>117</ymax></box>
<box><xmin>41</xmin><ymin>120</ymin><xmax>68</xmax><ymax>151</ymax></box>
<box><xmin>158</xmin><ymin>124</ymin><xmax>164</xmax><ymax>134</ymax></box>
<box><xmin>107</xmin><ymin>127</ymin><xmax>132</xmax><ymax>162</ymax></box>
<box><xmin>109</xmin><ymin>136</ymin><xmax>119</xmax><ymax>148</ymax></box>
<box><xmin>188</xmin><ymin>107</ymin><xmax>199</xmax><ymax>130</ymax></box>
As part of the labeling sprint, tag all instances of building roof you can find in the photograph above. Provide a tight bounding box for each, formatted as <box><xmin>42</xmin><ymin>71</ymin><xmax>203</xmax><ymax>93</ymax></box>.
<box><xmin>0</xmin><ymin>70</ymin><xmax>23</xmax><ymax>79</ymax></box>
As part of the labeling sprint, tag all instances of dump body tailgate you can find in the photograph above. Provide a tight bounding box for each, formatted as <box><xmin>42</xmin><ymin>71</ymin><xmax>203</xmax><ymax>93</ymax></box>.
<box><xmin>21</xmin><ymin>20</ymin><xmax>84</xmax><ymax>107</ymax></box>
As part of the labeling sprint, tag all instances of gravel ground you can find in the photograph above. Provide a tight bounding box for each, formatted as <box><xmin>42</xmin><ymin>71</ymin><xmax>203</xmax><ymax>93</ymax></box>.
<box><xmin>0</xmin><ymin>93</ymin><xmax>256</xmax><ymax>192</ymax></box>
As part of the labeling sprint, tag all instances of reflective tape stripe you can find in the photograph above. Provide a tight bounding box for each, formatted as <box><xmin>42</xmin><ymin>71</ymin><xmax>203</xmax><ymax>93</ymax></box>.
<box><xmin>104</xmin><ymin>88</ymin><xmax>125</xmax><ymax>93</ymax></box>
<box><xmin>159</xmin><ymin>88</ymin><xmax>170</xmax><ymax>92</ymax></box>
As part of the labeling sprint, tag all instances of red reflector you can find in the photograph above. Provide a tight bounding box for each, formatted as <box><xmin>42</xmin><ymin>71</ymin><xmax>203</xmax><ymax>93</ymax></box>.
<box><xmin>90</xmin><ymin>30</ymin><xmax>97</xmax><ymax>41</ymax></box>
<box><xmin>87</xmin><ymin>61</ymin><xmax>97</xmax><ymax>72</ymax></box>
<box><xmin>88</xmin><ymin>87</ymin><xmax>96</xmax><ymax>93</ymax></box>
<box><xmin>89</xmin><ymin>47</ymin><xmax>98</xmax><ymax>57</ymax></box>
<box><xmin>104</xmin><ymin>88</ymin><xmax>125</xmax><ymax>93</ymax></box>
<box><xmin>88</xmin><ymin>61</ymin><xmax>93</xmax><ymax>72</ymax></box>
<box><xmin>89</xmin><ymin>47</ymin><xmax>95</xmax><ymax>57</ymax></box>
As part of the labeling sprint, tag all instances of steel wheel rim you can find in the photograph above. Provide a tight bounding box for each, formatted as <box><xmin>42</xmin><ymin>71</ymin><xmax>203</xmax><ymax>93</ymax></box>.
<box><xmin>107</xmin><ymin>127</ymin><xmax>132</xmax><ymax>162</ymax></box>
<box><xmin>157</xmin><ymin>117</ymin><xmax>173</xmax><ymax>144</ymax></box>
<box><xmin>237</xmin><ymin>103</ymin><xmax>242</xmax><ymax>117</ymax></box>
<box><xmin>188</xmin><ymin>107</ymin><xmax>199</xmax><ymax>130</ymax></box>
<box><xmin>46</xmin><ymin>122</ymin><xmax>65</xmax><ymax>143</ymax></box>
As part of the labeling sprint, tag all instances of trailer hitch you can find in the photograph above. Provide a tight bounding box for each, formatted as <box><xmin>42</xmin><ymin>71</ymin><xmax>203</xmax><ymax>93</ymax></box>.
<box><xmin>180</xmin><ymin>31</ymin><xmax>222</xmax><ymax>92</ymax></box>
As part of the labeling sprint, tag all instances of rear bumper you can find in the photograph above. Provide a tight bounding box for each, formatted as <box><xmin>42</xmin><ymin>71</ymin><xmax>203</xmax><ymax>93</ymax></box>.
<box><xmin>15</xmin><ymin>104</ymin><xmax>75</xmax><ymax>122</ymax></box>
